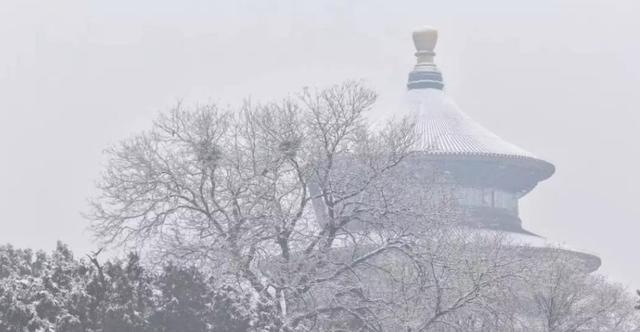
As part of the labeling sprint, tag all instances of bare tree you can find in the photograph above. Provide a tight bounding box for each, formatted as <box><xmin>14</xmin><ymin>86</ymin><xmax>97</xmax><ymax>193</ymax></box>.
<box><xmin>89</xmin><ymin>81</ymin><xmax>442</xmax><ymax>330</ymax></box>
<box><xmin>521</xmin><ymin>251</ymin><xmax>640</xmax><ymax>332</ymax></box>
<box><xmin>393</xmin><ymin>245</ymin><xmax>640</xmax><ymax>332</ymax></box>
<box><xmin>88</xmin><ymin>81</ymin><xmax>639</xmax><ymax>331</ymax></box>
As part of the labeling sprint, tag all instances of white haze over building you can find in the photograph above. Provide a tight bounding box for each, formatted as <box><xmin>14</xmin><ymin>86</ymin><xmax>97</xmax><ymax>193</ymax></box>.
<box><xmin>1</xmin><ymin>0</ymin><xmax>639</xmax><ymax>288</ymax></box>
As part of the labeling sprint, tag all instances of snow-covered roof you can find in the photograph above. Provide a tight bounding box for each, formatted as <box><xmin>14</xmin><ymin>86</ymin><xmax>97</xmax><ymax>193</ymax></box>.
<box><xmin>407</xmin><ymin>88</ymin><xmax>541</xmax><ymax>160</ymax></box>
<box><xmin>404</xmin><ymin>27</ymin><xmax>554</xmax><ymax>171</ymax></box>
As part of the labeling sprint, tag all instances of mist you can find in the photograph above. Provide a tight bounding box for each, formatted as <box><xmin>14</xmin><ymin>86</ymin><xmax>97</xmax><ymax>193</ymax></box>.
<box><xmin>1</xmin><ymin>0</ymin><xmax>639</xmax><ymax>292</ymax></box>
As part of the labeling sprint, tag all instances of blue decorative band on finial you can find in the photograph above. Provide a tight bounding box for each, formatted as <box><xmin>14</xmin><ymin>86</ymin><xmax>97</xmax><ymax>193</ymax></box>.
<box><xmin>407</xmin><ymin>71</ymin><xmax>444</xmax><ymax>90</ymax></box>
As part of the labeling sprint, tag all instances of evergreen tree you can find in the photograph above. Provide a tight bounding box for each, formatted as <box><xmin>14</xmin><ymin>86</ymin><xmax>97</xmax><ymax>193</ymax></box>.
<box><xmin>151</xmin><ymin>264</ymin><xmax>211</xmax><ymax>331</ymax></box>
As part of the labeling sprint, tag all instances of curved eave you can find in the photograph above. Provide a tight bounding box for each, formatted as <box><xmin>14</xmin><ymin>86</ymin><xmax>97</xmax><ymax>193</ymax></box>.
<box><xmin>519</xmin><ymin>246</ymin><xmax>602</xmax><ymax>273</ymax></box>
<box><xmin>472</xmin><ymin>229</ymin><xmax>602</xmax><ymax>272</ymax></box>
<box><xmin>410</xmin><ymin>151</ymin><xmax>556</xmax><ymax>183</ymax></box>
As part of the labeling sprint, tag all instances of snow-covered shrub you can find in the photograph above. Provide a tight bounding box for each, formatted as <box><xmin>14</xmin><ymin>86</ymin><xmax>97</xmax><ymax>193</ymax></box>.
<box><xmin>0</xmin><ymin>243</ymin><xmax>273</xmax><ymax>331</ymax></box>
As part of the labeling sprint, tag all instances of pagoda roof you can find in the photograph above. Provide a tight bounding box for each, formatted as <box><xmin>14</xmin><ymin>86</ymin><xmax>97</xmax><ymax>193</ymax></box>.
<box><xmin>403</xmin><ymin>27</ymin><xmax>555</xmax><ymax>182</ymax></box>
<box><xmin>407</xmin><ymin>88</ymin><xmax>546</xmax><ymax>162</ymax></box>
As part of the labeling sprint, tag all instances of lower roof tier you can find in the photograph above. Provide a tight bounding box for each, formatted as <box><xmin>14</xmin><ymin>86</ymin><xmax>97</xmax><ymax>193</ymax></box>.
<box><xmin>471</xmin><ymin>228</ymin><xmax>601</xmax><ymax>272</ymax></box>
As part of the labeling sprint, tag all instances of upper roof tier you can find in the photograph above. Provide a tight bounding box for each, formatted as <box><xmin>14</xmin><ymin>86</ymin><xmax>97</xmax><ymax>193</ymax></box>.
<box><xmin>405</xmin><ymin>27</ymin><xmax>555</xmax><ymax>181</ymax></box>
<box><xmin>407</xmin><ymin>88</ymin><xmax>542</xmax><ymax>160</ymax></box>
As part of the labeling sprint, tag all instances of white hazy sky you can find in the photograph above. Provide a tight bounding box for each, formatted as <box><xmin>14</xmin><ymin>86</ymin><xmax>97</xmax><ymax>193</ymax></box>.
<box><xmin>1</xmin><ymin>0</ymin><xmax>639</xmax><ymax>287</ymax></box>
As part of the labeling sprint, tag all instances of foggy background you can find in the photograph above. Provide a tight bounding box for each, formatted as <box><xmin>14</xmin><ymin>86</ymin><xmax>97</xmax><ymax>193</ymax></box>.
<box><xmin>1</xmin><ymin>0</ymin><xmax>638</xmax><ymax>288</ymax></box>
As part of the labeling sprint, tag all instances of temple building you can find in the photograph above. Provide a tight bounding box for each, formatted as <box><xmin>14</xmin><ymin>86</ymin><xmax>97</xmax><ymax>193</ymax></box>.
<box><xmin>401</xmin><ymin>27</ymin><xmax>600</xmax><ymax>271</ymax></box>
